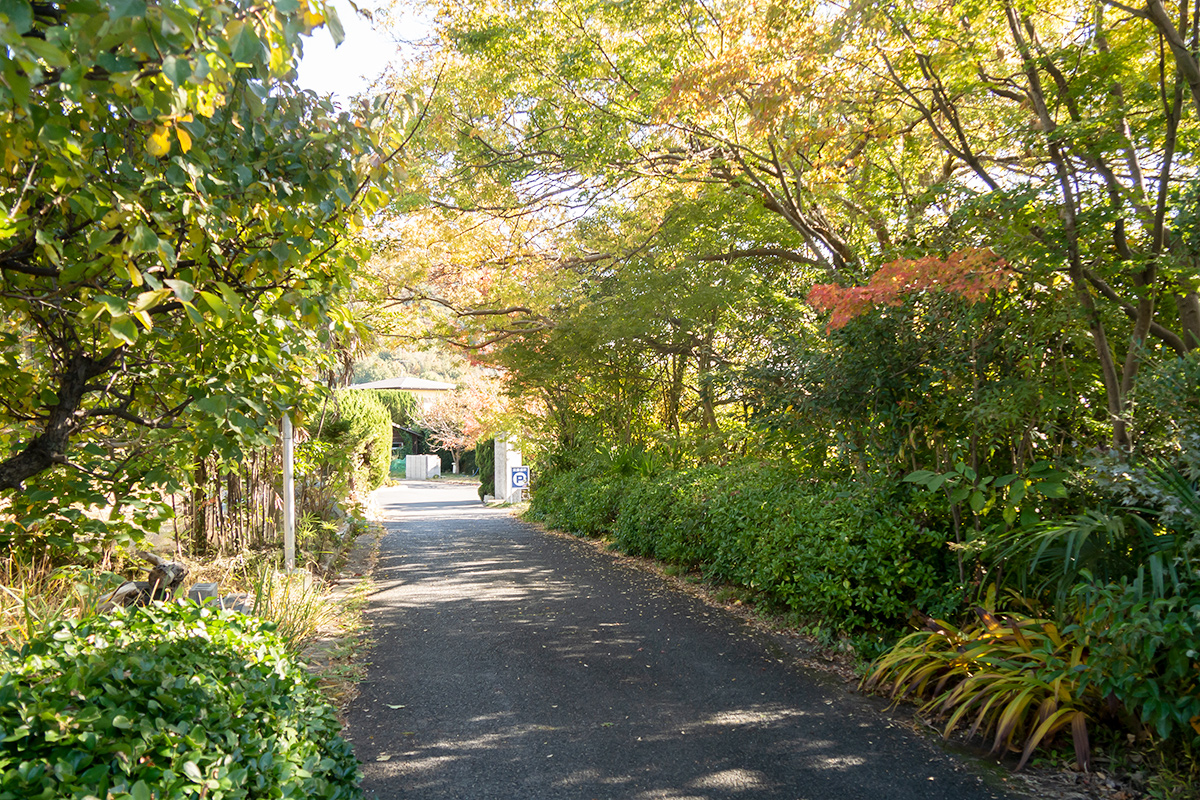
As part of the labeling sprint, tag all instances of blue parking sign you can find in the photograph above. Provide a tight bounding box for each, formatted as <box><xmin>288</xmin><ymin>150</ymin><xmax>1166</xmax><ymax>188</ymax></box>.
<box><xmin>511</xmin><ymin>466</ymin><xmax>530</xmax><ymax>488</ymax></box>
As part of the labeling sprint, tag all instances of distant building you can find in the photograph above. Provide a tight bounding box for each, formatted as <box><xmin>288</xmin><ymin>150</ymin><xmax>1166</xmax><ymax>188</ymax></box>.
<box><xmin>346</xmin><ymin>376</ymin><xmax>456</xmax><ymax>411</ymax></box>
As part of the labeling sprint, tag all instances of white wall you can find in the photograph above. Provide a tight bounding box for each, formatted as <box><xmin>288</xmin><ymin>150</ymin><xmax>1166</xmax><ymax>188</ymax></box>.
<box><xmin>405</xmin><ymin>454</ymin><xmax>442</xmax><ymax>480</ymax></box>
<box><xmin>493</xmin><ymin>435</ymin><xmax>523</xmax><ymax>502</ymax></box>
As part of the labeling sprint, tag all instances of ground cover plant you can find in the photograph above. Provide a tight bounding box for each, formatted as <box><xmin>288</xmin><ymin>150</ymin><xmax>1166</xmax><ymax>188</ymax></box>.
<box><xmin>0</xmin><ymin>602</ymin><xmax>361</xmax><ymax>800</ymax></box>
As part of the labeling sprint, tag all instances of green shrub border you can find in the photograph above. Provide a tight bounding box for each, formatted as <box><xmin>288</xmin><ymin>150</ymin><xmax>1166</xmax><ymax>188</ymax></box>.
<box><xmin>0</xmin><ymin>602</ymin><xmax>361</xmax><ymax>800</ymax></box>
<box><xmin>529</xmin><ymin>461</ymin><xmax>956</xmax><ymax>632</ymax></box>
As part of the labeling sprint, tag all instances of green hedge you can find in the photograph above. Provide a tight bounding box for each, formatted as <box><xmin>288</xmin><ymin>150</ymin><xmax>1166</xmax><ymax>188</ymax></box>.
<box><xmin>360</xmin><ymin>389</ymin><xmax>418</xmax><ymax>428</ymax></box>
<box><xmin>530</xmin><ymin>461</ymin><xmax>955</xmax><ymax>632</ymax></box>
<box><xmin>0</xmin><ymin>602</ymin><xmax>360</xmax><ymax>800</ymax></box>
<box><xmin>477</xmin><ymin>438</ymin><xmax>495</xmax><ymax>500</ymax></box>
<box><xmin>330</xmin><ymin>390</ymin><xmax>393</xmax><ymax>490</ymax></box>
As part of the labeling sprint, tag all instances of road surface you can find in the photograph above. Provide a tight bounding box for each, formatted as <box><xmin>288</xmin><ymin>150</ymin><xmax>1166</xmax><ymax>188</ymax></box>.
<box><xmin>344</xmin><ymin>481</ymin><xmax>1019</xmax><ymax>800</ymax></box>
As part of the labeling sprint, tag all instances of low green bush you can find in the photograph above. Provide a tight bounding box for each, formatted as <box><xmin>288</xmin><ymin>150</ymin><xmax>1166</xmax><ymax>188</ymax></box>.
<box><xmin>0</xmin><ymin>602</ymin><xmax>361</xmax><ymax>800</ymax></box>
<box><xmin>531</xmin><ymin>460</ymin><xmax>956</xmax><ymax>632</ymax></box>
<box><xmin>1072</xmin><ymin>578</ymin><xmax>1200</xmax><ymax>743</ymax></box>
<box><xmin>529</xmin><ymin>462</ymin><xmax>629</xmax><ymax>537</ymax></box>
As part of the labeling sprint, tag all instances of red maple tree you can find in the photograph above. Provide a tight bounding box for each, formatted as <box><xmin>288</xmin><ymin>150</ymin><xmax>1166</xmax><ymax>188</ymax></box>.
<box><xmin>807</xmin><ymin>249</ymin><xmax>1015</xmax><ymax>330</ymax></box>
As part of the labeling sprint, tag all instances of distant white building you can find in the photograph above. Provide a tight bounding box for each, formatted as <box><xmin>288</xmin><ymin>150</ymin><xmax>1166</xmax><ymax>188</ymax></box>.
<box><xmin>347</xmin><ymin>377</ymin><xmax>456</xmax><ymax>411</ymax></box>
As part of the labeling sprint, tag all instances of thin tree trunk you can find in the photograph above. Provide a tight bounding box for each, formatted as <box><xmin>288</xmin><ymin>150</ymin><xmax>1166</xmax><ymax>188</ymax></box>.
<box><xmin>192</xmin><ymin>455</ymin><xmax>208</xmax><ymax>556</ymax></box>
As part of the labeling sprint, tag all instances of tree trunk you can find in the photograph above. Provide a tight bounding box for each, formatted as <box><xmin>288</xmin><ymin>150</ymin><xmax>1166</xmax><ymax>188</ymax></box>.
<box><xmin>192</xmin><ymin>455</ymin><xmax>209</xmax><ymax>556</ymax></box>
<box><xmin>1177</xmin><ymin>290</ymin><xmax>1200</xmax><ymax>350</ymax></box>
<box><xmin>0</xmin><ymin>350</ymin><xmax>112</xmax><ymax>491</ymax></box>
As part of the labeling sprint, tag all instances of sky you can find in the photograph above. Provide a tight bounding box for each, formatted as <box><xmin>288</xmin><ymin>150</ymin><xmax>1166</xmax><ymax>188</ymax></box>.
<box><xmin>295</xmin><ymin>0</ymin><xmax>428</xmax><ymax>104</ymax></box>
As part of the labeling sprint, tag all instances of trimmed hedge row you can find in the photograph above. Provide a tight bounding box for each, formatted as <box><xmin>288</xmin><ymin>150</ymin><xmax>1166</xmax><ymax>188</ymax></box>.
<box><xmin>530</xmin><ymin>462</ymin><xmax>956</xmax><ymax>631</ymax></box>
<box><xmin>0</xmin><ymin>603</ymin><xmax>361</xmax><ymax>800</ymax></box>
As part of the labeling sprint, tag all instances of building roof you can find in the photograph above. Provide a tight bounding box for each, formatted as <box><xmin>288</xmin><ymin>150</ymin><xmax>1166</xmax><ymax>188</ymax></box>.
<box><xmin>347</xmin><ymin>377</ymin><xmax>457</xmax><ymax>392</ymax></box>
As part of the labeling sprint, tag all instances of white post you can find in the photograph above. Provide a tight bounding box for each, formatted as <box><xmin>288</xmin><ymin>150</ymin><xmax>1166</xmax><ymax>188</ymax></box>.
<box><xmin>282</xmin><ymin>412</ymin><xmax>296</xmax><ymax>572</ymax></box>
<box><xmin>494</xmin><ymin>434</ymin><xmax>507</xmax><ymax>502</ymax></box>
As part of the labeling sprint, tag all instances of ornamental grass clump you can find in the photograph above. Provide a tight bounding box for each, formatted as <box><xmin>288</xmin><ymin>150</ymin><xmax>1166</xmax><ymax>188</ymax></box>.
<box><xmin>863</xmin><ymin>607</ymin><xmax>1096</xmax><ymax>771</ymax></box>
<box><xmin>0</xmin><ymin>602</ymin><xmax>361</xmax><ymax>800</ymax></box>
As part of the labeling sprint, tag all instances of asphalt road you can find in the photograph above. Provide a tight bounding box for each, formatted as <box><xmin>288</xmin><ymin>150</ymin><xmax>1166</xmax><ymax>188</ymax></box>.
<box><xmin>344</xmin><ymin>481</ymin><xmax>1021</xmax><ymax>800</ymax></box>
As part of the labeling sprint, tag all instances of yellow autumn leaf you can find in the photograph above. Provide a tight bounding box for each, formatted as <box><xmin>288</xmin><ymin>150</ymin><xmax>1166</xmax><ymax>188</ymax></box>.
<box><xmin>146</xmin><ymin>126</ymin><xmax>171</xmax><ymax>157</ymax></box>
<box><xmin>303</xmin><ymin>10</ymin><xmax>324</xmax><ymax>29</ymax></box>
<box><xmin>176</xmin><ymin>125</ymin><xmax>192</xmax><ymax>153</ymax></box>
<box><xmin>196</xmin><ymin>88</ymin><xmax>218</xmax><ymax>118</ymax></box>
<box><xmin>269</xmin><ymin>45</ymin><xmax>289</xmax><ymax>76</ymax></box>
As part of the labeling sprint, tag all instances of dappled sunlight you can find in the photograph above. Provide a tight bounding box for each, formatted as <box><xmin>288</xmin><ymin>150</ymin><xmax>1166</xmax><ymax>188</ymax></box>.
<box><xmin>349</xmin><ymin>480</ymin><xmax>1012</xmax><ymax>800</ymax></box>
<box><xmin>357</xmin><ymin>692</ymin><xmax>910</xmax><ymax>797</ymax></box>
<box><xmin>683</xmin><ymin>706</ymin><xmax>812</xmax><ymax>731</ymax></box>
<box><xmin>690</xmin><ymin>768</ymin><xmax>771</xmax><ymax>791</ymax></box>
<box><xmin>811</xmin><ymin>755</ymin><xmax>868</xmax><ymax>770</ymax></box>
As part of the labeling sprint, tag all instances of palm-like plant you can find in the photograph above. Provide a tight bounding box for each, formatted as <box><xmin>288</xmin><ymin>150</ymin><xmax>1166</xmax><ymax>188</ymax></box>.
<box><xmin>987</xmin><ymin>461</ymin><xmax>1199</xmax><ymax>604</ymax></box>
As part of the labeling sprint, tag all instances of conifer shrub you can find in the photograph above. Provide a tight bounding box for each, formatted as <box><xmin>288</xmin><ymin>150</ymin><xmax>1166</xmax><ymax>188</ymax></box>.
<box><xmin>361</xmin><ymin>389</ymin><xmax>419</xmax><ymax>428</ymax></box>
<box><xmin>477</xmin><ymin>437</ymin><xmax>495</xmax><ymax>500</ymax></box>
<box><xmin>0</xmin><ymin>602</ymin><xmax>361</xmax><ymax>800</ymax></box>
<box><xmin>328</xmin><ymin>390</ymin><xmax>393</xmax><ymax>491</ymax></box>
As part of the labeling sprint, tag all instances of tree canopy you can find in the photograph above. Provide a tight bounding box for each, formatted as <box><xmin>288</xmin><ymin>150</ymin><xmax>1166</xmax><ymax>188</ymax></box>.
<box><xmin>370</xmin><ymin>0</ymin><xmax>1198</xmax><ymax>471</ymax></box>
<box><xmin>0</xmin><ymin>0</ymin><xmax>407</xmax><ymax>553</ymax></box>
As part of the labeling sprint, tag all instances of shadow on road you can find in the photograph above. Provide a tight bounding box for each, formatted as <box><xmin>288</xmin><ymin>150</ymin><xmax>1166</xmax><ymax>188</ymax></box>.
<box><xmin>348</xmin><ymin>483</ymin><xmax>1014</xmax><ymax>800</ymax></box>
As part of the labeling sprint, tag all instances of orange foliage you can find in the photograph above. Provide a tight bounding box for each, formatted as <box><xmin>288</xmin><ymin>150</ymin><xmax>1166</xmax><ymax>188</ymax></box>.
<box><xmin>807</xmin><ymin>249</ymin><xmax>1014</xmax><ymax>330</ymax></box>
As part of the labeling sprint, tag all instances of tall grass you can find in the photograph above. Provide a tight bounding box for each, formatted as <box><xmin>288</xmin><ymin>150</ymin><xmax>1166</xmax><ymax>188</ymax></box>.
<box><xmin>0</xmin><ymin>555</ymin><xmax>123</xmax><ymax>648</ymax></box>
<box><xmin>248</xmin><ymin>563</ymin><xmax>342</xmax><ymax>650</ymax></box>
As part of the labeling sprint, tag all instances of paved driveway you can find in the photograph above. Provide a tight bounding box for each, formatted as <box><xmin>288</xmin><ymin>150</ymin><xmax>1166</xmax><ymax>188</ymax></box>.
<box><xmin>344</xmin><ymin>481</ymin><xmax>1019</xmax><ymax>800</ymax></box>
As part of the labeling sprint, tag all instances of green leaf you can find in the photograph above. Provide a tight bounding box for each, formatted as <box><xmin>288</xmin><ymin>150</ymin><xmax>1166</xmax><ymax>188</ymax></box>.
<box><xmin>323</xmin><ymin>3</ymin><xmax>346</xmax><ymax>46</ymax></box>
<box><xmin>23</xmin><ymin>37</ymin><xmax>70</xmax><ymax>68</ymax></box>
<box><xmin>162</xmin><ymin>55</ymin><xmax>192</xmax><ymax>86</ymax></box>
<box><xmin>109</xmin><ymin>315</ymin><xmax>139</xmax><ymax>345</ymax></box>
<box><xmin>129</xmin><ymin>224</ymin><xmax>159</xmax><ymax>254</ymax></box>
<box><xmin>0</xmin><ymin>0</ymin><xmax>34</xmax><ymax>33</ymax></box>
<box><xmin>903</xmin><ymin>469</ymin><xmax>938</xmax><ymax>485</ymax></box>
<box><xmin>165</xmin><ymin>279</ymin><xmax>195</xmax><ymax>302</ymax></box>
<box><xmin>195</xmin><ymin>396</ymin><xmax>228</xmax><ymax>417</ymax></box>
<box><xmin>130</xmin><ymin>779</ymin><xmax>151</xmax><ymax>800</ymax></box>
<box><xmin>183</xmin><ymin>760</ymin><xmax>203</xmax><ymax>782</ymax></box>
<box><xmin>106</xmin><ymin>0</ymin><xmax>147</xmax><ymax>20</ymax></box>
<box><xmin>229</xmin><ymin>20</ymin><xmax>264</xmax><ymax>63</ymax></box>
<box><xmin>198</xmin><ymin>290</ymin><xmax>230</xmax><ymax>321</ymax></box>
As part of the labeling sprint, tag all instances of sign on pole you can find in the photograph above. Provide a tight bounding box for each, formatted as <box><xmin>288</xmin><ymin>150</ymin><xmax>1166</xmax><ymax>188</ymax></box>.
<box><xmin>511</xmin><ymin>466</ymin><xmax>530</xmax><ymax>489</ymax></box>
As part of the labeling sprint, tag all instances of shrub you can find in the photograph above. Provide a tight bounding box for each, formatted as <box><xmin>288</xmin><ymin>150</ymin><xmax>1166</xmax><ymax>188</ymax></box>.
<box><xmin>531</xmin><ymin>460</ymin><xmax>957</xmax><ymax>632</ymax></box>
<box><xmin>0</xmin><ymin>602</ymin><xmax>361</xmax><ymax>800</ymax></box>
<box><xmin>477</xmin><ymin>438</ymin><xmax>495</xmax><ymax>500</ymax></box>
<box><xmin>327</xmin><ymin>390</ymin><xmax>393</xmax><ymax>491</ymax></box>
<box><xmin>1072</xmin><ymin>579</ymin><xmax>1200</xmax><ymax>743</ymax></box>
<box><xmin>361</xmin><ymin>389</ymin><xmax>419</xmax><ymax>428</ymax></box>
<box><xmin>864</xmin><ymin>606</ymin><xmax>1095</xmax><ymax>770</ymax></box>
<box><xmin>527</xmin><ymin>461</ymin><xmax>630</xmax><ymax>537</ymax></box>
